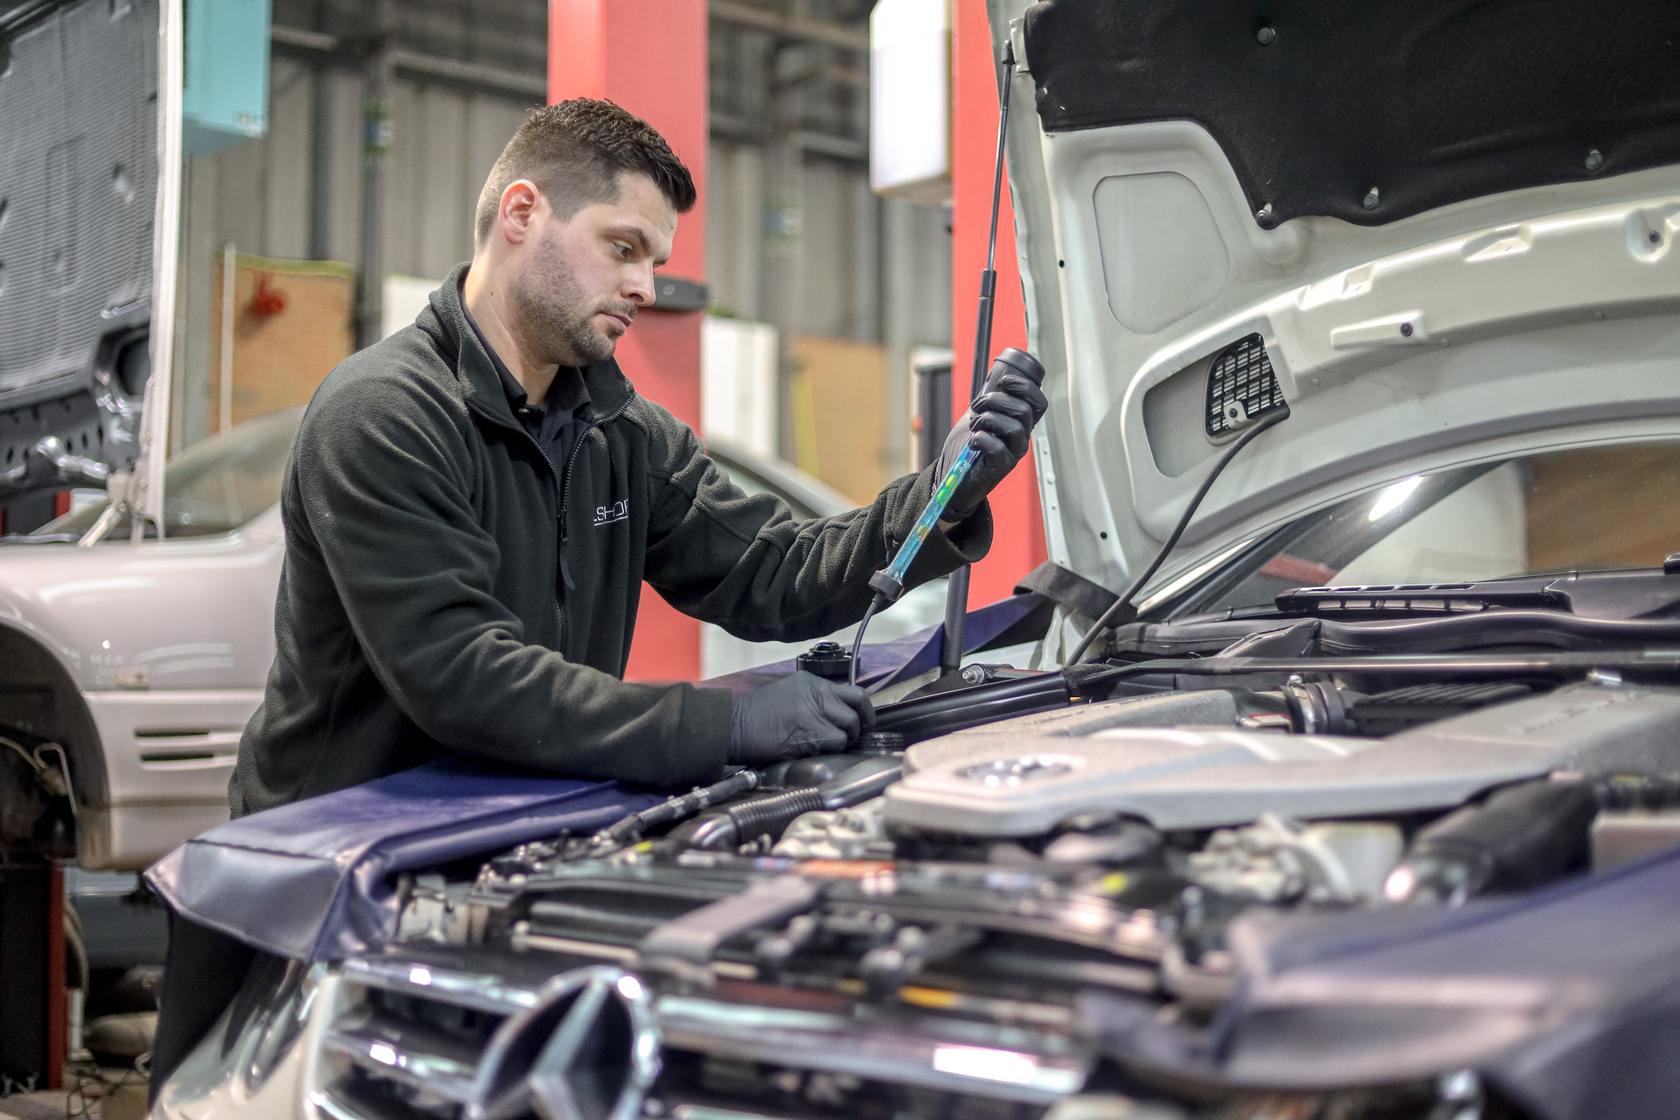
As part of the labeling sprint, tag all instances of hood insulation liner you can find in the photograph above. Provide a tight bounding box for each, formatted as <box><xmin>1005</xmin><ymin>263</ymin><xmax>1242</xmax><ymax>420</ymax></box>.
<box><xmin>1022</xmin><ymin>0</ymin><xmax>1680</xmax><ymax>226</ymax></box>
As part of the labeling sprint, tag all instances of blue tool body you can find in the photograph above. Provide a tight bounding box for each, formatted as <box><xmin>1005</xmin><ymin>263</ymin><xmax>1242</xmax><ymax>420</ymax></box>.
<box><xmin>868</xmin><ymin>443</ymin><xmax>980</xmax><ymax>604</ymax></box>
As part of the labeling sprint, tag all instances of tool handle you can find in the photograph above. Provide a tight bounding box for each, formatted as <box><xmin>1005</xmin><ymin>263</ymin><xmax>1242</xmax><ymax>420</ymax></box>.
<box><xmin>869</xmin><ymin>443</ymin><xmax>980</xmax><ymax>603</ymax></box>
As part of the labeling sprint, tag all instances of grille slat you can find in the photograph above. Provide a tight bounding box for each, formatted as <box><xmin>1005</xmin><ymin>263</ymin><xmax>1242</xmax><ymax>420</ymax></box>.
<box><xmin>344</xmin><ymin>958</ymin><xmax>541</xmax><ymax>1017</ymax></box>
<box><xmin>322</xmin><ymin>1017</ymin><xmax>485</xmax><ymax>1103</ymax></box>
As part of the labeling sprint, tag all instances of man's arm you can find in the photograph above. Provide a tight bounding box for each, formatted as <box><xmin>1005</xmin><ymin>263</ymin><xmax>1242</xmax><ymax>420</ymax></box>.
<box><xmin>293</xmin><ymin>374</ymin><xmax>733</xmax><ymax>787</ymax></box>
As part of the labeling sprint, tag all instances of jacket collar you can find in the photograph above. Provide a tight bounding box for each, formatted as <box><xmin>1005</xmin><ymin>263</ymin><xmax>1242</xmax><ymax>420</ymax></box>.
<box><xmin>423</xmin><ymin>262</ymin><xmax>636</xmax><ymax>429</ymax></box>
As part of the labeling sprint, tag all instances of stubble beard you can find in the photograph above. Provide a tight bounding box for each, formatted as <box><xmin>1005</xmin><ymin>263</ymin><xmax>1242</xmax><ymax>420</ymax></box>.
<box><xmin>510</xmin><ymin>231</ymin><xmax>632</xmax><ymax>367</ymax></box>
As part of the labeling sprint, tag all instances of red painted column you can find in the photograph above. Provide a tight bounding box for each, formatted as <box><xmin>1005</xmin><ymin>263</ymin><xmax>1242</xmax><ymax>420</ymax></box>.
<box><xmin>46</xmin><ymin>864</ymin><xmax>64</xmax><ymax>1090</ymax></box>
<box><xmin>952</xmin><ymin>0</ymin><xmax>1047</xmax><ymax>607</ymax></box>
<box><xmin>550</xmin><ymin>0</ymin><xmax>707</xmax><ymax>681</ymax></box>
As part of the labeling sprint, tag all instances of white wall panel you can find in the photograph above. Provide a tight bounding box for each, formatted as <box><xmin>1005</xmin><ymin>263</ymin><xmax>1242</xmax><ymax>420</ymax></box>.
<box><xmin>263</xmin><ymin>58</ymin><xmax>312</xmax><ymax>260</ymax></box>
<box><xmin>322</xmin><ymin>69</ymin><xmax>363</xmax><ymax>264</ymax></box>
<box><xmin>706</xmin><ymin>141</ymin><xmax>764</xmax><ymax>320</ymax></box>
<box><xmin>465</xmin><ymin>96</ymin><xmax>530</xmax><ymax>253</ymax></box>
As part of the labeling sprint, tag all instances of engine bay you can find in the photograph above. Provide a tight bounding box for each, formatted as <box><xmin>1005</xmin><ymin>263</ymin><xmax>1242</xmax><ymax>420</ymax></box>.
<box><xmin>350</xmin><ymin>568</ymin><xmax>1680</xmax><ymax>1120</ymax></box>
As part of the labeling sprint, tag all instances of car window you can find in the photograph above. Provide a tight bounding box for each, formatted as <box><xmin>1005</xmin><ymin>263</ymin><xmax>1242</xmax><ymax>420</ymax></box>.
<box><xmin>1166</xmin><ymin>439</ymin><xmax>1680</xmax><ymax>617</ymax></box>
<box><xmin>41</xmin><ymin>409</ymin><xmax>303</xmax><ymax>540</ymax></box>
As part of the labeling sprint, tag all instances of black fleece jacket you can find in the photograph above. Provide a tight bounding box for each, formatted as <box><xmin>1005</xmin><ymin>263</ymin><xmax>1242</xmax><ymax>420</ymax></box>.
<box><xmin>230</xmin><ymin>265</ymin><xmax>991</xmax><ymax>816</ymax></box>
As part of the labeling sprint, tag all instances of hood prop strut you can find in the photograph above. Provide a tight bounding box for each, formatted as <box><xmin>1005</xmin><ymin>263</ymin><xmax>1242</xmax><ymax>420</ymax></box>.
<box><xmin>939</xmin><ymin>38</ymin><xmax>1019</xmax><ymax>680</ymax></box>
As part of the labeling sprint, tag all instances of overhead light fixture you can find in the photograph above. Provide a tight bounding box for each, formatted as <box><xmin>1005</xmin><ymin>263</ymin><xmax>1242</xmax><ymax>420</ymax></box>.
<box><xmin>869</xmin><ymin>0</ymin><xmax>951</xmax><ymax>204</ymax></box>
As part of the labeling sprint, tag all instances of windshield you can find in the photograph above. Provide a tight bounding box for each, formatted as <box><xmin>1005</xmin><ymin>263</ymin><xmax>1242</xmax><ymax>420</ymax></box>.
<box><xmin>41</xmin><ymin>409</ymin><xmax>303</xmax><ymax>540</ymax></box>
<box><xmin>1162</xmin><ymin>438</ymin><xmax>1680</xmax><ymax>618</ymax></box>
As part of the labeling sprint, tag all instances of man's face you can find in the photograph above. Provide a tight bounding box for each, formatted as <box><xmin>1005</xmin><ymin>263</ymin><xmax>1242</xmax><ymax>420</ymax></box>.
<box><xmin>507</xmin><ymin>173</ymin><xmax>678</xmax><ymax>368</ymax></box>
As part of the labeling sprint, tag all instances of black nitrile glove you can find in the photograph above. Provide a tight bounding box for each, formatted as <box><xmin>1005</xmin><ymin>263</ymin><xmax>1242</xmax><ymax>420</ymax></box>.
<box><xmin>938</xmin><ymin>348</ymin><xmax>1048</xmax><ymax>522</ymax></box>
<box><xmin>728</xmin><ymin>671</ymin><xmax>875</xmax><ymax>766</ymax></box>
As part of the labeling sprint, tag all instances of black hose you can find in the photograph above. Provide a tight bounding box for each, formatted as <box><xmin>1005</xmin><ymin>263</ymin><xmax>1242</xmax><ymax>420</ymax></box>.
<box><xmin>689</xmin><ymin>788</ymin><xmax>828</xmax><ymax>851</ymax></box>
<box><xmin>687</xmin><ymin>756</ymin><xmax>904</xmax><ymax>851</ymax></box>
<box><xmin>1068</xmin><ymin>407</ymin><xmax>1291</xmax><ymax>664</ymax></box>
<box><xmin>590</xmin><ymin>768</ymin><xmax>761</xmax><ymax>852</ymax></box>
<box><xmin>1385</xmin><ymin>773</ymin><xmax>1680</xmax><ymax>905</ymax></box>
<box><xmin>849</xmin><ymin>592</ymin><xmax>885</xmax><ymax>687</ymax></box>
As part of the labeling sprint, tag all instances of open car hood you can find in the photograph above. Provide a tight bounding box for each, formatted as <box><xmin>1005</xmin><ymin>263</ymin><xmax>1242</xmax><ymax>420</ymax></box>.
<box><xmin>998</xmin><ymin>0</ymin><xmax>1680</xmax><ymax>600</ymax></box>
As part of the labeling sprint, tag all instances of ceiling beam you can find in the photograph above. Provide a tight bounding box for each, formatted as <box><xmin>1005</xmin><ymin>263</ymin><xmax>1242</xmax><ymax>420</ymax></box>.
<box><xmin>708</xmin><ymin>0</ymin><xmax>869</xmax><ymax>52</ymax></box>
<box><xmin>270</xmin><ymin>25</ymin><xmax>546</xmax><ymax>101</ymax></box>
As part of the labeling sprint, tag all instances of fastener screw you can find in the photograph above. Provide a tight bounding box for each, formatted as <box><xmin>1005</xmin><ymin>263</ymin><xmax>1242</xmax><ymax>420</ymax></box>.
<box><xmin>1363</xmin><ymin>187</ymin><xmax>1380</xmax><ymax>210</ymax></box>
<box><xmin>1257</xmin><ymin>26</ymin><xmax>1276</xmax><ymax>44</ymax></box>
<box><xmin>1585</xmin><ymin>149</ymin><xmax>1604</xmax><ymax>172</ymax></box>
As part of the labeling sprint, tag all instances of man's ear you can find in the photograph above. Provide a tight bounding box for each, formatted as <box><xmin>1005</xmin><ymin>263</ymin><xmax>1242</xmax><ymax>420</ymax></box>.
<box><xmin>497</xmin><ymin>180</ymin><xmax>543</xmax><ymax>246</ymax></box>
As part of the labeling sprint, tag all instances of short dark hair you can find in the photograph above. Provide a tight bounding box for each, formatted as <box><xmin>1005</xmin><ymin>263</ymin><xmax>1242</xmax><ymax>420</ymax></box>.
<box><xmin>474</xmin><ymin>98</ymin><xmax>697</xmax><ymax>249</ymax></box>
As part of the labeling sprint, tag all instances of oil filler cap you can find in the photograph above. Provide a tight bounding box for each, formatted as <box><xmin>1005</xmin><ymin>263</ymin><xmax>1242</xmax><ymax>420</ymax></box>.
<box><xmin>797</xmin><ymin>641</ymin><xmax>854</xmax><ymax>682</ymax></box>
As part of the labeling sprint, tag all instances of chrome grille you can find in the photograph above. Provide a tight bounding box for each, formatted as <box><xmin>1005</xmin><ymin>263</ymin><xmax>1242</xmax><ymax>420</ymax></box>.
<box><xmin>1204</xmin><ymin>333</ymin><xmax>1285</xmax><ymax>438</ymax></box>
<box><xmin>310</xmin><ymin>956</ymin><xmax>1088</xmax><ymax>1120</ymax></box>
<box><xmin>313</xmin><ymin>961</ymin><xmax>657</xmax><ymax>1120</ymax></box>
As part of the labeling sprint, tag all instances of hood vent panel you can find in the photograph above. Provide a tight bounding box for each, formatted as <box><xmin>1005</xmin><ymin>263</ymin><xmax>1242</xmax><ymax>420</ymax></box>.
<box><xmin>1205</xmin><ymin>334</ymin><xmax>1285</xmax><ymax>439</ymax></box>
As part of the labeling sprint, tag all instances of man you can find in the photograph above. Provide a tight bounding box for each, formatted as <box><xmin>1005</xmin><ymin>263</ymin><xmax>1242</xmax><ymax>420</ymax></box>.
<box><xmin>230</xmin><ymin>97</ymin><xmax>1046</xmax><ymax>810</ymax></box>
<box><xmin>152</xmin><ymin>100</ymin><xmax>1044</xmax><ymax>1093</ymax></box>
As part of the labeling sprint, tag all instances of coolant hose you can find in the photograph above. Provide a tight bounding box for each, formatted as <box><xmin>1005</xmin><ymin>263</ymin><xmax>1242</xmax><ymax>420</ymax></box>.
<box><xmin>688</xmin><ymin>756</ymin><xmax>903</xmax><ymax>851</ymax></box>
<box><xmin>1384</xmin><ymin>778</ymin><xmax>1599</xmax><ymax>904</ymax></box>
<box><xmin>590</xmin><ymin>768</ymin><xmax>761</xmax><ymax>853</ymax></box>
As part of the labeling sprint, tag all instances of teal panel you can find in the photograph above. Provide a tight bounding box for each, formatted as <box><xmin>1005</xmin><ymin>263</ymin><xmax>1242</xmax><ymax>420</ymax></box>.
<box><xmin>182</xmin><ymin>0</ymin><xmax>271</xmax><ymax>155</ymax></box>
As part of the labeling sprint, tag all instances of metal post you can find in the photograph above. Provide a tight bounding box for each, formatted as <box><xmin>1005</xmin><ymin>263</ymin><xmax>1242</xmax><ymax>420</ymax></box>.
<box><xmin>308</xmin><ymin>54</ymin><xmax>334</xmax><ymax>261</ymax></box>
<box><xmin>218</xmin><ymin>240</ymin><xmax>236</xmax><ymax>432</ymax></box>
<box><xmin>356</xmin><ymin>0</ymin><xmax>392</xmax><ymax>350</ymax></box>
<box><xmin>764</xmin><ymin>34</ymin><xmax>805</xmax><ymax>463</ymax></box>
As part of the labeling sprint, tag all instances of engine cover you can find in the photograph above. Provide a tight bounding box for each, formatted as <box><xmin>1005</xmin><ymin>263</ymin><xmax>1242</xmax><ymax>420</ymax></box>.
<box><xmin>885</xmin><ymin>683</ymin><xmax>1680</xmax><ymax>836</ymax></box>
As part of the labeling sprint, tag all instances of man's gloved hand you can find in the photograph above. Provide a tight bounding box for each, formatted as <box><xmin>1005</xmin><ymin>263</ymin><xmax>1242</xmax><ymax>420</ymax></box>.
<box><xmin>729</xmin><ymin>671</ymin><xmax>875</xmax><ymax>766</ymax></box>
<box><xmin>939</xmin><ymin>348</ymin><xmax>1049</xmax><ymax>523</ymax></box>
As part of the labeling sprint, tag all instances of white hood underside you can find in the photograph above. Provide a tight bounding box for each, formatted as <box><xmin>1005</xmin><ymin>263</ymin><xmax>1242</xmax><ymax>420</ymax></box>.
<box><xmin>994</xmin><ymin>1</ymin><xmax>1680</xmax><ymax>598</ymax></box>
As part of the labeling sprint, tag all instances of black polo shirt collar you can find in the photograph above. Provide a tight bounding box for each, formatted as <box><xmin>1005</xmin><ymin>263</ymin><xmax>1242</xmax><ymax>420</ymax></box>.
<box><xmin>460</xmin><ymin>298</ymin><xmax>594</xmax><ymax>471</ymax></box>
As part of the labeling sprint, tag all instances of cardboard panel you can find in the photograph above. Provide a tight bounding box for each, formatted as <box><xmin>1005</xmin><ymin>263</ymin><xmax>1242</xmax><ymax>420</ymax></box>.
<box><xmin>209</xmin><ymin>253</ymin><xmax>355</xmax><ymax>429</ymax></box>
<box><xmin>1526</xmin><ymin>444</ymin><xmax>1680</xmax><ymax>571</ymax></box>
<box><xmin>792</xmin><ymin>335</ymin><xmax>890</xmax><ymax>506</ymax></box>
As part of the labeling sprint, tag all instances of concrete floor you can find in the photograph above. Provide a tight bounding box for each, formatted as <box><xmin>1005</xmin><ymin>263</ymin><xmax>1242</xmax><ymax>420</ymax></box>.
<box><xmin>0</xmin><ymin>1065</ymin><xmax>148</xmax><ymax>1120</ymax></box>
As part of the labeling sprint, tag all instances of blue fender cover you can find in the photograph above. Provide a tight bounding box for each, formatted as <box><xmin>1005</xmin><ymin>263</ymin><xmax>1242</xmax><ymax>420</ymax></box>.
<box><xmin>146</xmin><ymin>759</ymin><xmax>664</xmax><ymax>961</ymax></box>
<box><xmin>1078</xmin><ymin>842</ymin><xmax>1680</xmax><ymax>1120</ymax></box>
<box><xmin>145</xmin><ymin>591</ymin><xmax>1049</xmax><ymax>962</ymax></box>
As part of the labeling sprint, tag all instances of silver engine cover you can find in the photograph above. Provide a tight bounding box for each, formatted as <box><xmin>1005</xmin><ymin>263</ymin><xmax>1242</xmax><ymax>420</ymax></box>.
<box><xmin>884</xmin><ymin>683</ymin><xmax>1680</xmax><ymax>835</ymax></box>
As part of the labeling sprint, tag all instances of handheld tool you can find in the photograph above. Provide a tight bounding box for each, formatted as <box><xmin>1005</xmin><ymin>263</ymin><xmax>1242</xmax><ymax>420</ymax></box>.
<box><xmin>846</xmin><ymin>40</ymin><xmax>1025</xmax><ymax>687</ymax></box>
<box><xmin>865</xmin><ymin>349</ymin><xmax>1044</xmax><ymax>607</ymax></box>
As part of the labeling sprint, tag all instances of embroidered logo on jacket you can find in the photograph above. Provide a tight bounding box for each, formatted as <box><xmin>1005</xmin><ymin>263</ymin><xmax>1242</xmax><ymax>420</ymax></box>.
<box><xmin>594</xmin><ymin>499</ymin><xmax>630</xmax><ymax>527</ymax></box>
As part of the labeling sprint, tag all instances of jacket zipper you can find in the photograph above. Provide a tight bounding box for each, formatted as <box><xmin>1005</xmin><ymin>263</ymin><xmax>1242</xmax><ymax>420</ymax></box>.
<box><xmin>469</xmin><ymin>389</ymin><xmax>633</xmax><ymax>653</ymax></box>
<box><xmin>556</xmin><ymin>391</ymin><xmax>636</xmax><ymax>593</ymax></box>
